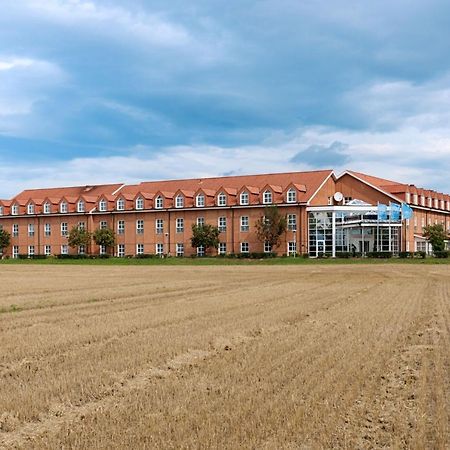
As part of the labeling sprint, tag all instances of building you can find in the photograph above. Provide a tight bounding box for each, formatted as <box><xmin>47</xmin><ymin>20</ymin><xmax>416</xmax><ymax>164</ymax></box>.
<box><xmin>0</xmin><ymin>169</ymin><xmax>449</xmax><ymax>258</ymax></box>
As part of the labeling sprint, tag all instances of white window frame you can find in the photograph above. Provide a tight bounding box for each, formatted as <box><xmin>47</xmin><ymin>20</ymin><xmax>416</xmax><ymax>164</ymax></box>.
<box><xmin>287</xmin><ymin>241</ymin><xmax>297</xmax><ymax>256</ymax></box>
<box><xmin>44</xmin><ymin>245</ymin><xmax>51</xmax><ymax>256</ymax></box>
<box><xmin>240</xmin><ymin>242</ymin><xmax>249</xmax><ymax>254</ymax></box>
<box><xmin>100</xmin><ymin>221</ymin><xmax>107</xmax><ymax>229</ymax></box>
<box><xmin>197</xmin><ymin>217</ymin><xmax>205</xmax><ymax>227</ymax></box>
<box><xmin>61</xmin><ymin>222</ymin><xmax>68</xmax><ymax>237</ymax></box>
<box><xmin>196</xmin><ymin>194</ymin><xmax>205</xmax><ymax>207</ymax></box>
<box><xmin>27</xmin><ymin>203</ymin><xmax>35</xmax><ymax>215</ymax></box>
<box><xmin>136</xmin><ymin>219</ymin><xmax>144</xmax><ymax>234</ymax></box>
<box><xmin>60</xmin><ymin>202</ymin><xmax>68</xmax><ymax>214</ymax></box>
<box><xmin>175</xmin><ymin>195</ymin><xmax>184</xmax><ymax>208</ymax></box>
<box><xmin>176</xmin><ymin>243</ymin><xmax>184</xmax><ymax>257</ymax></box>
<box><xmin>155</xmin><ymin>196</ymin><xmax>163</xmax><ymax>209</ymax></box>
<box><xmin>11</xmin><ymin>204</ymin><xmax>19</xmax><ymax>215</ymax></box>
<box><xmin>44</xmin><ymin>223</ymin><xmax>51</xmax><ymax>236</ymax></box>
<box><xmin>287</xmin><ymin>214</ymin><xmax>297</xmax><ymax>231</ymax></box>
<box><xmin>264</xmin><ymin>241</ymin><xmax>272</xmax><ymax>253</ymax></box>
<box><xmin>99</xmin><ymin>199</ymin><xmax>107</xmax><ymax>212</ymax></box>
<box><xmin>287</xmin><ymin>188</ymin><xmax>296</xmax><ymax>203</ymax></box>
<box><xmin>136</xmin><ymin>243</ymin><xmax>144</xmax><ymax>255</ymax></box>
<box><xmin>136</xmin><ymin>197</ymin><xmax>144</xmax><ymax>210</ymax></box>
<box><xmin>176</xmin><ymin>218</ymin><xmax>184</xmax><ymax>233</ymax></box>
<box><xmin>197</xmin><ymin>245</ymin><xmax>205</xmax><ymax>256</ymax></box>
<box><xmin>28</xmin><ymin>223</ymin><xmax>35</xmax><ymax>237</ymax></box>
<box><xmin>116</xmin><ymin>198</ymin><xmax>125</xmax><ymax>211</ymax></box>
<box><xmin>218</xmin><ymin>216</ymin><xmax>227</xmax><ymax>232</ymax></box>
<box><xmin>61</xmin><ymin>244</ymin><xmax>68</xmax><ymax>255</ymax></box>
<box><xmin>218</xmin><ymin>242</ymin><xmax>227</xmax><ymax>255</ymax></box>
<box><xmin>43</xmin><ymin>202</ymin><xmax>51</xmax><ymax>214</ymax></box>
<box><xmin>117</xmin><ymin>220</ymin><xmax>125</xmax><ymax>235</ymax></box>
<box><xmin>77</xmin><ymin>200</ymin><xmax>85</xmax><ymax>213</ymax></box>
<box><xmin>240</xmin><ymin>191</ymin><xmax>249</xmax><ymax>205</ymax></box>
<box><xmin>156</xmin><ymin>243</ymin><xmax>164</xmax><ymax>256</ymax></box>
<box><xmin>240</xmin><ymin>216</ymin><xmax>249</xmax><ymax>232</ymax></box>
<box><xmin>117</xmin><ymin>244</ymin><xmax>125</xmax><ymax>257</ymax></box>
<box><xmin>263</xmin><ymin>190</ymin><xmax>272</xmax><ymax>205</ymax></box>
<box><xmin>217</xmin><ymin>193</ymin><xmax>226</xmax><ymax>206</ymax></box>
<box><xmin>99</xmin><ymin>244</ymin><xmax>107</xmax><ymax>255</ymax></box>
<box><xmin>12</xmin><ymin>245</ymin><xmax>19</xmax><ymax>259</ymax></box>
<box><xmin>12</xmin><ymin>224</ymin><xmax>19</xmax><ymax>237</ymax></box>
<box><xmin>28</xmin><ymin>245</ymin><xmax>35</xmax><ymax>256</ymax></box>
<box><xmin>156</xmin><ymin>219</ymin><xmax>164</xmax><ymax>234</ymax></box>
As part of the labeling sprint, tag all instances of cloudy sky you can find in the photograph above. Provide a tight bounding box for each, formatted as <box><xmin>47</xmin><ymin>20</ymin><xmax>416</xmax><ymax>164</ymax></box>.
<box><xmin>1</xmin><ymin>0</ymin><xmax>449</xmax><ymax>197</ymax></box>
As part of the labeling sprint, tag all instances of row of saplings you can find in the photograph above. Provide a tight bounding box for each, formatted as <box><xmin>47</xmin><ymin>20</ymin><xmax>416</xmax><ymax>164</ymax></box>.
<box><xmin>0</xmin><ymin>207</ymin><xmax>449</xmax><ymax>259</ymax></box>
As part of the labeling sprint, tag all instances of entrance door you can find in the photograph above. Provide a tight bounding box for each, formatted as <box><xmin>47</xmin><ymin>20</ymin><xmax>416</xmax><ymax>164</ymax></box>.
<box><xmin>316</xmin><ymin>240</ymin><xmax>326</xmax><ymax>257</ymax></box>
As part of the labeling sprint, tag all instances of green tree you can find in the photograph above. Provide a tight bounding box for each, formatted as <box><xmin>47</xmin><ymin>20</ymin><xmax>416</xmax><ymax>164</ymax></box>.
<box><xmin>68</xmin><ymin>226</ymin><xmax>92</xmax><ymax>250</ymax></box>
<box><xmin>190</xmin><ymin>223</ymin><xmax>220</xmax><ymax>255</ymax></box>
<box><xmin>423</xmin><ymin>224</ymin><xmax>447</xmax><ymax>253</ymax></box>
<box><xmin>93</xmin><ymin>227</ymin><xmax>115</xmax><ymax>253</ymax></box>
<box><xmin>255</xmin><ymin>206</ymin><xmax>287</xmax><ymax>251</ymax></box>
<box><xmin>0</xmin><ymin>228</ymin><xmax>11</xmax><ymax>255</ymax></box>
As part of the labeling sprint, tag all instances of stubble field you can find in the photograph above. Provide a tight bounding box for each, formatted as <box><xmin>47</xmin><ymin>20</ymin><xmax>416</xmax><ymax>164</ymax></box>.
<box><xmin>0</xmin><ymin>264</ymin><xmax>449</xmax><ymax>449</ymax></box>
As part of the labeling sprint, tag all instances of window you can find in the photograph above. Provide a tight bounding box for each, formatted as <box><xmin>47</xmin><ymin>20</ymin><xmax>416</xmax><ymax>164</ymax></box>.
<box><xmin>11</xmin><ymin>204</ymin><xmax>19</xmax><ymax>215</ymax></box>
<box><xmin>61</xmin><ymin>222</ymin><xmax>68</xmax><ymax>236</ymax></box>
<box><xmin>116</xmin><ymin>198</ymin><xmax>125</xmax><ymax>211</ymax></box>
<box><xmin>27</xmin><ymin>203</ymin><xmax>35</xmax><ymax>215</ymax></box>
<box><xmin>117</xmin><ymin>244</ymin><xmax>125</xmax><ymax>257</ymax></box>
<box><xmin>287</xmin><ymin>241</ymin><xmax>297</xmax><ymax>256</ymax></box>
<box><xmin>99</xmin><ymin>245</ymin><xmax>106</xmax><ymax>255</ymax></box>
<box><xmin>12</xmin><ymin>246</ymin><xmax>19</xmax><ymax>259</ymax></box>
<box><xmin>264</xmin><ymin>241</ymin><xmax>272</xmax><ymax>253</ymax></box>
<box><xmin>287</xmin><ymin>214</ymin><xmax>297</xmax><ymax>231</ymax></box>
<box><xmin>263</xmin><ymin>190</ymin><xmax>272</xmax><ymax>204</ymax></box>
<box><xmin>28</xmin><ymin>224</ymin><xmax>35</xmax><ymax>237</ymax></box>
<box><xmin>44</xmin><ymin>245</ymin><xmax>51</xmax><ymax>256</ymax></box>
<box><xmin>155</xmin><ymin>196</ymin><xmax>163</xmax><ymax>209</ymax></box>
<box><xmin>440</xmin><ymin>200</ymin><xmax>445</xmax><ymax>210</ymax></box>
<box><xmin>78</xmin><ymin>221</ymin><xmax>86</xmax><ymax>231</ymax></box>
<box><xmin>12</xmin><ymin>224</ymin><xmax>19</xmax><ymax>237</ymax></box>
<box><xmin>100</xmin><ymin>221</ymin><xmax>107</xmax><ymax>229</ymax></box>
<box><xmin>78</xmin><ymin>245</ymin><xmax>85</xmax><ymax>255</ymax></box>
<box><xmin>44</xmin><ymin>223</ymin><xmax>51</xmax><ymax>237</ymax></box>
<box><xmin>28</xmin><ymin>245</ymin><xmax>35</xmax><ymax>256</ymax></box>
<box><xmin>218</xmin><ymin>242</ymin><xmax>227</xmax><ymax>255</ymax></box>
<box><xmin>136</xmin><ymin>219</ymin><xmax>144</xmax><ymax>234</ymax></box>
<box><xmin>136</xmin><ymin>197</ymin><xmax>144</xmax><ymax>210</ymax></box>
<box><xmin>117</xmin><ymin>220</ymin><xmax>125</xmax><ymax>234</ymax></box>
<box><xmin>420</xmin><ymin>196</ymin><xmax>425</xmax><ymax>206</ymax></box>
<box><xmin>240</xmin><ymin>216</ymin><xmax>249</xmax><ymax>232</ymax></box>
<box><xmin>328</xmin><ymin>197</ymin><xmax>333</xmax><ymax>205</ymax></box>
<box><xmin>156</xmin><ymin>243</ymin><xmax>164</xmax><ymax>256</ymax></box>
<box><xmin>287</xmin><ymin>188</ymin><xmax>296</xmax><ymax>203</ymax></box>
<box><xmin>197</xmin><ymin>217</ymin><xmax>205</xmax><ymax>227</ymax></box>
<box><xmin>136</xmin><ymin>244</ymin><xmax>144</xmax><ymax>255</ymax></box>
<box><xmin>176</xmin><ymin>218</ymin><xmax>184</xmax><ymax>233</ymax></box>
<box><xmin>240</xmin><ymin>191</ymin><xmax>249</xmax><ymax>205</ymax></box>
<box><xmin>156</xmin><ymin>219</ymin><xmax>164</xmax><ymax>234</ymax></box>
<box><xmin>99</xmin><ymin>199</ymin><xmax>107</xmax><ymax>212</ymax></box>
<box><xmin>413</xmin><ymin>194</ymin><xmax>418</xmax><ymax>204</ymax></box>
<box><xmin>197</xmin><ymin>245</ymin><xmax>205</xmax><ymax>256</ymax></box>
<box><xmin>196</xmin><ymin>194</ymin><xmax>205</xmax><ymax>207</ymax></box>
<box><xmin>240</xmin><ymin>242</ymin><xmax>249</xmax><ymax>253</ymax></box>
<box><xmin>175</xmin><ymin>195</ymin><xmax>184</xmax><ymax>208</ymax></box>
<box><xmin>43</xmin><ymin>202</ymin><xmax>51</xmax><ymax>214</ymax></box>
<box><xmin>77</xmin><ymin>200</ymin><xmax>85</xmax><ymax>213</ymax></box>
<box><xmin>0</xmin><ymin>206</ymin><xmax>3</xmax><ymax>216</ymax></box>
<box><xmin>60</xmin><ymin>201</ymin><xmax>68</xmax><ymax>213</ymax></box>
<box><xmin>61</xmin><ymin>244</ymin><xmax>68</xmax><ymax>255</ymax></box>
<box><xmin>218</xmin><ymin>216</ymin><xmax>227</xmax><ymax>232</ymax></box>
<box><xmin>344</xmin><ymin>197</ymin><xmax>352</xmax><ymax>204</ymax></box>
<box><xmin>176</xmin><ymin>243</ymin><xmax>184</xmax><ymax>257</ymax></box>
<box><xmin>217</xmin><ymin>193</ymin><xmax>226</xmax><ymax>206</ymax></box>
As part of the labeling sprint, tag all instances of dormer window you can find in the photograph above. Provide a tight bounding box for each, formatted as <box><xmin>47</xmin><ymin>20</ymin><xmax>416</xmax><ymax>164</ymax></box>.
<box><xmin>0</xmin><ymin>206</ymin><xmax>3</xmax><ymax>216</ymax></box>
<box><xmin>11</xmin><ymin>204</ymin><xmax>19</xmax><ymax>215</ymax></box>
<box><xmin>434</xmin><ymin>198</ymin><xmax>439</xmax><ymax>209</ymax></box>
<box><xmin>116</xmin><ymin>198</ymin><xmax>125</xmax><ymax>211</ymax></box>
<box><xmin>175</xmin><ymin>195</ymin><xmax>184</xmax><ymax>208</ymax></box>
<box><xmin>240</xmin><ymin>191</ymin><xmax>249</xmax><ymax>205</ymax></box>
<box><xmin>136</xmin><ymin>197</ymin><xmax>144</xmax><ymax>210</ymax></box>
<box><xmin>413</xmin><ymin>194</ymin><xmax>418</xmax><ymax>204</ymax></box>
<box><xmin>287</xmin><ymin>188</ymin><xmax>296</xmax><ymax>203</ymax></box>
<box><xmin>43</xmin><ymin>202</ymin><xmax>51</xmax><ymax>214</ymax></box>
<box><xmin>77</xmin><ymin>200</ymin><xmax>85</xmax><ymax>213</ymax></box>
<box><xmin>27</xmin><ymin>203</ymin><xmax>35</xmax><ymax>215</ymax></box>
<box><xmin>421</xmin><ymin>195</ymin><xmax>425</xmax><ymax>206</ymax></box>
<box><xmin>217</xmin><ymin>193</ymin><xmax>226</xmax><ymax>206</ymax></box>
<box><xmin>99</xmin><ymin>199</ymin><xmax>107</xmax><ymax>212</ymax></box>
<box><xmin>196</xmin><ymin>194</ymin><xmax>205</xmax><ymax>207</ymax></box>
<box><xmin>155</xmin><ymin>196</ymin><xmax>163</xmax><ymax>209</ymax></box>
<box><xmin>263</xmin><ymin>190</ymin><xmax>272</xmax><ymax>204</ymax></box>
<box><xmin>440</xmin><ymin>200</ymin><xmax>445</xmax><ymax>210</ymax></box>
<box><xmin>428</xmin><ymin>197</ymin><xmax>432</xmax><ymax>208</ymax></box>
<box><xmin>60</xmin><ymin>201</ymin><xmax>68</xmax><ymax>214</ymax></box>
<box><xmin>405</xmin><ymin>192</ymin><xmax>410</xmax><ymax>204</ymax></box>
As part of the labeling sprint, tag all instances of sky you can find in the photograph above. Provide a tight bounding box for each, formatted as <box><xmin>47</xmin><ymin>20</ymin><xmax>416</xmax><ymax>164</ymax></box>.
<box><xmin>0</xmin><ymin>0</ymin><xmax>450</xmax><ymax>197</ymax></box>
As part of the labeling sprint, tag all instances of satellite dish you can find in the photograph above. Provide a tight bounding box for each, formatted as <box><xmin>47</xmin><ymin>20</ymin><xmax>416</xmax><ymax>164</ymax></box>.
<box><xmin>334</xmin><ymin>192</ymin><xmax>344</xmax><ymax>202</ymax></box>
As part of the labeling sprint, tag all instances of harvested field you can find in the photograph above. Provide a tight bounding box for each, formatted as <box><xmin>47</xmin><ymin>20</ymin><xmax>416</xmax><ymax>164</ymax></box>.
<box><xmin>0</xmin><ymin>264</ymin><xmax>449</xmax><ymax>449</ymax></box>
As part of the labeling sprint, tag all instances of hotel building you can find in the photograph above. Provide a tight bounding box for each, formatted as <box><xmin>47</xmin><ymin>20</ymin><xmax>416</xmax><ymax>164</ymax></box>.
<box><xmin>0</xmin><ymin>169</ymin><xmax>449</xmax><ymax>258</ymax></box>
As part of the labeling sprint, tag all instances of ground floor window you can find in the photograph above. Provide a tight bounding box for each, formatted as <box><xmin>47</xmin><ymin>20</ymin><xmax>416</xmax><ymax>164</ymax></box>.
<box><xmin>264</xmin><ymin>241</ymin><xmax>272</xmax><ymax>253</ymax></box>
<box><xmin>416</xmin><ymin>241</ymin><xmax>427</xmax><ymax>253</ymax></box>
<box><xmin>218</xmin><ymin>242</ymin><xmax>227</xmax><ymax>255</ymax></box>
<box><xmin>99</xmin><ymin>245</ymin><xmax>106</xmax><ymax>255</ymax></box>
<box><xmin>240</xmin><ymin>242</ymin><xmax>249</xmax><ymax>254</ymax></box>
<box><xmin>78</xmin><ymin>245</ymin><xmax>85</xmax><ymax>255</ymax></box>
<box><xmin>176</xmin><ymin>243</ymin><xmax>184</xmax><ymax>256</ymax></box>
<box><xmin>61</xmin><ymin>245</ymin><xmax>68</xmax><ymax>255</ymax></box>
<box><xmin>136</xmin><ymin>244</ymin><xmax>144</xmax><ymax>255</ymax></box>
<box><xmin>13</xmin><ymin>246</ymin><xmax>19</xmax><ymax>259</ymax></box>
<box><xmin>197</xmin><ymin>245</ymin><xmax>205</xmax><ymax>256</ymax></box>
<box><xmin>287</xmin><ymin>241</ymin><xmax>297</xmax><ymax>256</ymax></box>
<box><xmin>44</xmin><ymin>245</ymin><xmax>51</xmax><ymax>256</ymax></box>
<box><xmin>28</xmin><ymin>245</ymin><xmax>35</xmax><ymax>256</ymax></box>
<box><xmin>117</xmin><ymin>244</ymin><xmax>125</xmax><ymax>257</ymax></box>
<box><xmin>156</xmin><ymin>243</ymin><xmax>164</xmax><ymax>256</ymax></box>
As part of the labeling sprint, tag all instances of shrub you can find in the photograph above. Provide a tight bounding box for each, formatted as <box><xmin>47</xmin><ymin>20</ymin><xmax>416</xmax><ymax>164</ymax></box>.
<box><xmin>335</xmin><ymin>252</ymin><xmax>351</xmax><ymax>258</ymax></box>
<box><xmin>398</xmin><ymin>251</ymin><xmax>412</xmax><ymax>259</ymax></box>
<box><xmin>366</xmin><ymin>251</ymin><xmax>393</xmax><ymax>259</ymax></box>
<box><xmin>414</xmin><ymin>251</ymin><xmax>426</xmax><ymax>259</ymax></box>
<box><xmin>434</xmin><ymin>250</ymin><xmax>450</xmax><ymax>258</ymax></box>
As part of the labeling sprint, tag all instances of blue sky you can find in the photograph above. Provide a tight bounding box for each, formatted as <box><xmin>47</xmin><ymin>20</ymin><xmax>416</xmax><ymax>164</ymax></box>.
<box><xmin>0</xmin><ymin>0</ymin><xmax>450</xmax><ymax>197</ymax></box>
